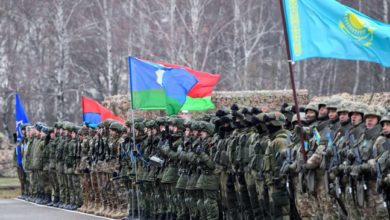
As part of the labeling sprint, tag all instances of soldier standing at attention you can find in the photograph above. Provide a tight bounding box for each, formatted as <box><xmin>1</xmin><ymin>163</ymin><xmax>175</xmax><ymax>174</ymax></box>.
<box><xmin>263</xmin><ymin>112</ymin><xmax>291</xmax><ymax>220</ymax></box>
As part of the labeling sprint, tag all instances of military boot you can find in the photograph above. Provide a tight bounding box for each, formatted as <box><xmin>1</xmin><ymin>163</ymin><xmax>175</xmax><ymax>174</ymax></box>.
<box><xmin>103</xmin><ymin>201</ymin><xmax>114</xmax><ymax>217</ymax></box>
<box><xmin>96</xmin><ymin>199</ymin><xmax>108</xmax><ymax>216</ymax></box>
<box><xmin>90</xmin><ymin>199</ymin><xmax>101</xmax><ymax>214</ymax></box>
<box><xmin>78</xmin><ymin>194</ymin><xmax>88</xmax><ymax>212</ymax></box>
<box><xmin>87</xmin><ymin>195</ymin><xmax>98</xmax><ymax>214</ymax></box>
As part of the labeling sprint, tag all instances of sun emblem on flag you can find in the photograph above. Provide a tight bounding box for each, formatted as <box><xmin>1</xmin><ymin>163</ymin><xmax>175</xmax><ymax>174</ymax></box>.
<box><xmin>339</xmin><ymin>11</ymin><xmax>374</xmax><ymax>47</ymax></box>
<box><xmin>155</xmin><ymin>69</ymin><xmax>165</xmax><ymax>87</ymax></box>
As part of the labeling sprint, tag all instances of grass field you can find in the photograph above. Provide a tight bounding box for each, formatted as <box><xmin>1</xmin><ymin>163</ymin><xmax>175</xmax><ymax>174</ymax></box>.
<box><xmin>0</xmin><ymin>177</ymin><xmax>20</xmax><ymax>199</ymax></box>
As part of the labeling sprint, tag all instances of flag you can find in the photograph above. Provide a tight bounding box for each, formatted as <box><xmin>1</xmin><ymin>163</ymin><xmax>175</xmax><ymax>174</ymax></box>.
<box><xmin>128</xmin><ymin>57</ymin><xmax>198</xmax><ymax>115</ymax></box>
<box><xmin>156</xmin><ymin>62</ymin><xmax>221</xmax><ymax>111</ymax></box>
<box><xmin>15</xmin><ymin>93</ymin><xmax>30</xmax><ymax>169</ymax></box>
<box><xmin>82</xmin><ymin>96</ymin><xmax>125</xmax><ymax>125</ymax></box>
<box><xmin>282</xmin><ymin>0</ymin><xmax>390</xmax><ymax>67</ymax></box>
<box><xmin>15</xmin><ymin>93</ymin><xmax>29</xmax><ymax>142</ymax></box>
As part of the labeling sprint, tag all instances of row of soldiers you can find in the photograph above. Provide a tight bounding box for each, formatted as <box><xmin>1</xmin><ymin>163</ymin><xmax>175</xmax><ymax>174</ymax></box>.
<box><xmin>15</xmin><ymin>99</ymin><xmax>390</xmax><ymax>220</ymax></box>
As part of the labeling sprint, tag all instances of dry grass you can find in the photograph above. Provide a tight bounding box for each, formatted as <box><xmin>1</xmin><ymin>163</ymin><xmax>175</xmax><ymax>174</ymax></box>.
<box><xmin>0</xmin><ymin>188</ymin><xmax>20</xmax><ymax>199</ymax></box>
<box><xmin>0</xmin><ymin>177</ymin><xmax>20</xmax><ymax>199</ymax></box>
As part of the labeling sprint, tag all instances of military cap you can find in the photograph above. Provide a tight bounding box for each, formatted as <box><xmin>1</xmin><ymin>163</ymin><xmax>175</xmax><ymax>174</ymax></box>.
<box><xmin>380</xmin><ymin>114</ymin><xmax>390</xmax><ymax>126</ymax></box>
<box><xmin>305</xmin><ymin>102</ymin><xmax>319</xmax><ymax>114</ymax></box>
<box><xmin>109</xmin><ymin>122</ymin><xmax>124</xmax><ymax>132</ymax></box>
<box><xmin>264</xmin><ymin>112</ymin><xmax>286</xmax><ymax>126</ymax></box>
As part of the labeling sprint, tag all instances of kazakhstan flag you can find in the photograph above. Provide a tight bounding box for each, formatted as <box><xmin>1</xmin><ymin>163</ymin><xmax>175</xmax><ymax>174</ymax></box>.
<box><xmin>283</xmin><ymin>0</ymin><xmax>390</xmax><ymax>67</ymax></box>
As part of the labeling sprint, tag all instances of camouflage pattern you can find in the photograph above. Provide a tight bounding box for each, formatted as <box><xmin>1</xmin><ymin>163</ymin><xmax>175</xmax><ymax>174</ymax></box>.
<box><xmin>17</xmin><ymin>100</ymin><xmax>390</xmax><ymax>220</ymax></box>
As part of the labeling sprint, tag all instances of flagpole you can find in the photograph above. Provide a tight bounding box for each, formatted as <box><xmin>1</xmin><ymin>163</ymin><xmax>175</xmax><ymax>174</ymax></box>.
<box><xmin>128</xmin><ymin>56</ymin><xmax>141</xmax><ymax>219</ymax></box>
<box><xmin>278</xmin><ymin>0</ymin><xmax>307</xmax><ymax>160</ymax></box>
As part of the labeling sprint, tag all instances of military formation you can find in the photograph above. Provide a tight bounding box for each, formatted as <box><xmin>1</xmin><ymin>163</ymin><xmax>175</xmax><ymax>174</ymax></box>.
<box><xmin>14</xmin><ymin>99</ymin><xmax>390</xmax><ymax>220</ymax></box>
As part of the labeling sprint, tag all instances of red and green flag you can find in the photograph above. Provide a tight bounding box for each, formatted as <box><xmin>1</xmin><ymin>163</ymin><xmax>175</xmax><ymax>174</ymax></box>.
<box><xmin>128</xmin><ymin>57</ymin><xmax>220</xmax><ymax>115</ymax></box>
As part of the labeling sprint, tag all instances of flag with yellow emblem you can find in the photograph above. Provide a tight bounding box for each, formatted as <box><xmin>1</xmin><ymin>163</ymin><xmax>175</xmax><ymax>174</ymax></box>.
<box><xmin>282</xmin><ymin>0</ymin><xmax>390</xmax><ymax>67</ymax></box>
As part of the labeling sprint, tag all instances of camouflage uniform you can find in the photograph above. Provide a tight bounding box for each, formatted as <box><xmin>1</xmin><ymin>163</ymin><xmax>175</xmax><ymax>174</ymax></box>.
<box><xmin>263</xmin><ymin>112</ymin><xmax>291</xmax><ymax>220</ymax></box>
<box><xmin>194</xmin><ymin>122</ymin><xmax>219</xmax><ymax>220</ymax></box>
<box><xmin>340</xmin><ymin>103</ymin><xmax>367</xmax><ymax>220</ymax></box>
<box><xmin>55</xmin><ymin>124</ymin><xmax>67</xmax><ymax>207</ymax></box>
<box><xmin>64</xmin><ymin>124</ymin><xmax>82</xmax><ymax>210</ymax></box>
<box><xmin>160</xmin><ymin>118</ymin><xmax>184</xmax><ymax>219</ymax></box>
<box><xmin>77</xmin><ymin>126</ymin><xmax>92</xmax><ymax>213</ymax></box>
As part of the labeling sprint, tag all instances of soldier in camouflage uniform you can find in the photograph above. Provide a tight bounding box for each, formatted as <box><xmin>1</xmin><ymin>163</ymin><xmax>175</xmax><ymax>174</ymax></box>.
<box><xmin>174</xmin><ymin>120</ymin><xmax>194</xmax><ymax>220</ymax></box>
<box><xmin>214</xmin><ymin>110</ymin><xmax>239</xmax><ymax>220</ymax></box>
<box><xmin>95</xmin><ymin>120</ymin><xmax>111</xmax><ymax>216</ymax></box>
<box><xmin>249</xmin><ymin>112</ymin><xmax>271</xmax><ymax>219</ymax></box>
<box><xmin>194</xmin><ymin>121</ymin><xmax>219</xmax><ymax>220</ymax></box>
<box><xmin>366</xmin><ymin>114</ymin><xmax>390</xmax><ymax>219</ymax></box>
<box><xmin>87</xmin><ymin>125</ymin><xmax>100</xmax><ymax>214</ymax></box>
<box><xmin>64</xmin><ymin>124</ymin><xmax>82</xmax><ymax>210</ymax></box>
<box><xmin>263</xmin><ymin>112</ymin><xmax>291</xmax><ymax>219</ymax></box>
<box><xmin>139</xmin><ymin>120</ymin><xmax>161</xmax><ymax>219</ymax></box>
<box><xmin>48</xmin><ymin>125</ymin><xmax>60</xmax><ymax>207</ymax></box>
<box><xmin>30</xmin><ymin>123</ymin><xmax>46</xmax><ymax>204</ymax></box>
<box><xmin>41</xmin><ymin>127</ymin><xmax>54</xmax><ymax>205</ymax></box>
<box><xmin>106</xmin><ymin>122</ymin><xmax>127</xmax><ymax>219</ymax></box>
<box><xmin>77</xmin><ymin>126</ymin><xmax>91</xmax><ymax>213</ymax></box>
<box><xmin>55</xmin><ymin>122</ymin><xmax>67</xmax><ymax>208</ymax></box>
<box><xmin>339</xmin><ymin>102</ymin><xmax>367</xmax><ymax>219</ymax></box>
<box><xmin>348</xmin><ymin>106</ymin><xmax>385</xmax><ymax>219</ymax></box>
<box><xmin>160</xmin><ymin>118</ymin><xmax>185</xmax><ymax>219</ymax></box>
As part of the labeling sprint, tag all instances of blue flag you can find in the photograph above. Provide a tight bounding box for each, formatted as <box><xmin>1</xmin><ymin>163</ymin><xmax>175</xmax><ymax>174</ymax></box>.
<box><xmin>15</xmin><ymin>93</ymin><xmax>30</xmax><ymax>168</ymax></box>
<box><xmin>283</xmin><ymin>0</ymin><xmax>390</xmax><ymax>67</ymax></box>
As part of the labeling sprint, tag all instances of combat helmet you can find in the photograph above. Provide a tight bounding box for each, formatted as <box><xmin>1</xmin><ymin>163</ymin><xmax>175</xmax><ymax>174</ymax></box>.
<box><xmin>199</xmin><ymin>121</ymin><xmax>215</xmax><ymax>135</ymax></box>
<box><xmin>264</xmin><ymin>112</ymin><xmax>286</xmax><ymax>126</ymax></box>
<box><xmin>109</xmin><ymin>122</ymin><xmax>124</xmax><ymax>133</ymax></box>
<box><xmin>380</xmin><ymin>114</ymin><xmax>390</xmax><ymax>126</ymax></box>
<box><xmin>305</xmin><ymin>102</ymin><xmax>319</xmax><ymax>114</ymax></box>
<box><xmin>364</xmin><ymin>105</ymin><xmax>386</xmax><ymax>121</ymax></box>
<box><xmin>349</xmin><ymin>102</ymin><xmax>367</xmax><ymax>116</ymax></box>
